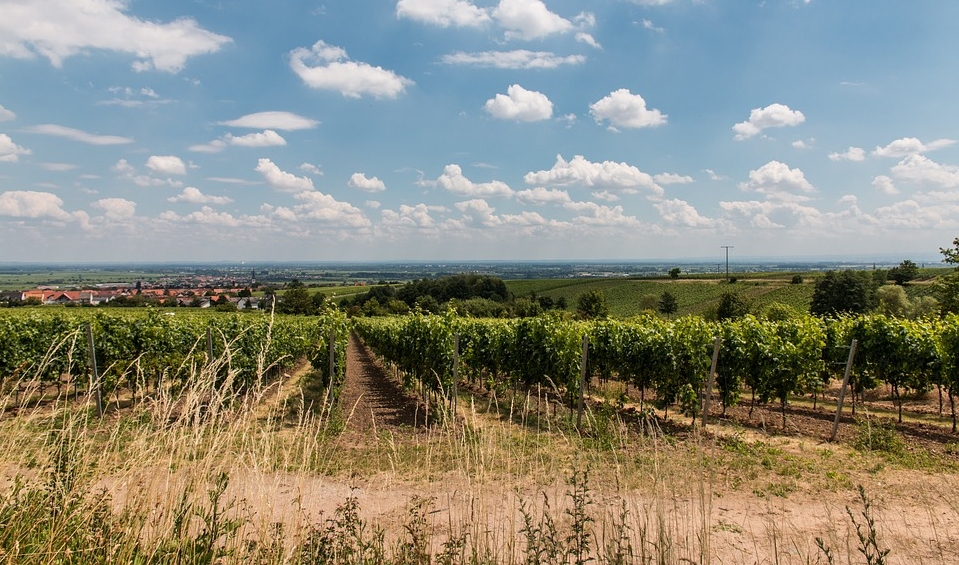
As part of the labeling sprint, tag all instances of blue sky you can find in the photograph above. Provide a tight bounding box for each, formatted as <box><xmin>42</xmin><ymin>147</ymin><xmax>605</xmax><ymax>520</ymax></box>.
<box><xmin>1</xmin><ymin>0</ymin><xmax>958</xmax><ymax>263</ymax></box>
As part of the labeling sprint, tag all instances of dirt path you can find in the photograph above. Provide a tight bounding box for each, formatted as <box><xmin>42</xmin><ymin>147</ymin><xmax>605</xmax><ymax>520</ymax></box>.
<box><xmin>337</xmin><ymin>332</ymin><xmax>423</xmax><ymax>434</ymax></box>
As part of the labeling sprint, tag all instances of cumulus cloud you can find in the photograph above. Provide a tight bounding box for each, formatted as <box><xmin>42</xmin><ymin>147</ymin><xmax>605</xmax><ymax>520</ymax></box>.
<box><xmin>349</xmin><ymin>172</ymin><xmax>387</xmax><ymax>192</ymax></box>
<box><xmin>91</xmin><ymin>197</ymin><xmax>136</xmax><ymax>219</ymax></box>
<box><xmin>828</xmin><ymin>147</ymin><xmax>866</xmax><ymax>162</ymax></box>
<box><xmin>0</xmin><ymin>133</ymin><xmax>31</xmax><ymax>162</ymax></box>
<box><xmin>23</xmin><ymin>124</ymin><xmax>133</xmax><ymax>145</ymax></box>
<box><xmin>219</xmin><ymin>111</ymin><xmax>319</xmax><ymax>131</ymax></box>
<box><xmin>441</xmin><ymin>50</ymin><xmax>585</xmax><ymax>69</ymax></box>
<box><xmin>739</xmin><ymin>161</ymin><xmax>815</xmax><ymax>201</ymax></box>
<box><xmin>484</xmin><ymin>84</ymin><xmax>553</xmax><ymax>122</ymax></box>
<box><xmin>381</xmin><ymin>203</ymin><xmax>440</xmax><ymax>231</ymax></box>
<box><xmin>732</xmin><ymin>103</ymin><xmax>805</xmax><ymax>140</ymax></box>
<box><xmin>890</xmin><ymin>154</ymin><xmax>959</xmax><ymax>188</ymax></box>
<box><xmin>456</xmin><ymin>198</ymin><xmax>502</xmax><ymax>227</ymax></box>
<box><xmin>396</xmin><ymin>0</ymin><xmax>491</xmax><ymax>27</ymax></box>
<box><xmin>159</xmin><ymin>207</ymin><xmax>245</xmax><ymax>228</ymax></box>
<box><xmin>493</xmin><ymin>0</ymin><xmax>574</xmax><ymax>40</ymax></box>
<box><xmin>653</xmin><ymin>173</ymin><xmax>694</xmax><ymax>185</ymax></box>
<box><xmin>145</xmin><ymin>155</ymin><xmax>187</xmax><ymax>176</ymax></box>
<box><xmin>226</xmin><ymin>130</ymin><xmax>286</xmax><ymax>148</ymax></box>
<box><xmin>515</xmin><ymin>187</ymin><xmax>571</xmax><ymax>205</ymax></box>
<box><xmin>589</xmin><ymin>89</ymin><xmax>666</xmax><ymax>129</ymax></box>
<box><xmin>872</xmin><ymin>175</ymin><xmax>898</xmax><ymax>195</ymax></box>
<box><xmin>168</xmin><ymin>187</ymin><xmax>233</xmax><ymax>204</ymax></box>
<box><xmin>719</xmin><ymin>200</ymin><xmax>824</xmax><ymax>230</ymax></box>
<box><xmin>255</xmin><ymin>158</ymin><xmax>315</xmax><ymax>193</ymax></box>
<box><xmin>563</xmin><ymin>200</ymin><xmax>641</xmax><ymax>227</ymax></box>
<box><xmin>575</xmin><ymin>32</ymin><xmax>601</xmax><ymax>49</ymax></box>
<box><xmin>873</xmin><ymin>137</ymin><xmax>955</xmax><ymax>158</ymax></box>
<box><xmin>437</xmin><ymin>164</ymin><xmax>514</xmax><ymax>197</ymax></box>
<box><xmin>289</xmin><ymin>40</ymin><xmax>413</xmax><ymax>99</ymax></box>
<box><xmin>113</xmin><ymin>159</ymin><xmax>183</xmax><ymax>188</ymax></box>
<box><xmin>655</xmin><ymin>198</ymin><xmax>715</xmax><ymax>228</ymax></box>
<box><xmin>0</xmin><ymin>190</ymin><xmax>73</xmax><ymax>220</ymax></box>
<box><xmin>300</xmin><ymin>163</ymin><xmax>323</xmax><ymax>176</ymax></box>
<box><xmin>0</xmin><ymin>0</ymin><xmax>231</xmax><ymax>72</ymax></box>
<box><xmin>0</xmin><ymin>103</ymin><xmax>14</xmax><ymax>121</ymax></box>
<box><xmin>287</xmin><ymin>190</ymin><xmax>371</xmax><ymax>228</ymax></box>
<box><xmin>524</xmin><ymin>154</ymin><xmax>662</xmax><ymax>195</ymax></box>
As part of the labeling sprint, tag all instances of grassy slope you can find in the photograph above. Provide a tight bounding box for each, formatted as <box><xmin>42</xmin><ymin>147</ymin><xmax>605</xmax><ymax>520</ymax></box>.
<box><xmin>506</xmin><ymin>277</ymin><xmax>816</xmax><ymax>317</ymax></box>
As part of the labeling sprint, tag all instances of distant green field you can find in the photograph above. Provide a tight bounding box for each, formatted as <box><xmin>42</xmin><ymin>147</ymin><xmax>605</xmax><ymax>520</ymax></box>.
<box><xmin>505</xmin><ymin>277</ymin><xmax>815</xmax><ymax>317</ymax></box>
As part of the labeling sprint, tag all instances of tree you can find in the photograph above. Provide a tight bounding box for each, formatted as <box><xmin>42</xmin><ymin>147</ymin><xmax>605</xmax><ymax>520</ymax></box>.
<box><xmin>279</xmin><ymin>285</ymin><xmax>314</xmax><ymax>315</ymax></box>
<box><xmin>668</xmin><ymin>267</ymin><xmax>681</xmax><ymax>279</ymax></box>
<box><xmin>716</xmin><ymin>291</ymin><xmax>750</xmax><ymax>321</ymax></box>
<box><xmin>576</xmin><ymin>290</ymin><xmax>609</xmax><ymax>320</ymax></box>
<box><xmin>658</xmin><ymin>291</ymin><xmax>678</xmax><ymax>318</ymax></box>
<box><xmin>888</xmin><ymin>259</ymin><xmax>919</xmax><ymax>285</ymax></box>
<box><xmin>940</xmin><ymin>237</ymin><xmax>959</xmax><ymax>265</ymax></box>
<box><xmin>877</xmin><ymin>285</ymin><xmax>911</xmax><ymax>317</ymax></box>
<box><xmin>809</xmin><ymin>270</ymin><xmax>879</xmax><ymax>316</ymax></box>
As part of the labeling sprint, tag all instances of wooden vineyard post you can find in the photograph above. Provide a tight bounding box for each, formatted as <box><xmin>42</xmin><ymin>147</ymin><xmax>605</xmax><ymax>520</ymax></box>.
<box><xmin>86</xmin><ymin>323</ymin><xmax>103</xmax><ymax>418</ymax></box>
<box><xmin>577</xmin><ymin>334</ymin><xmax>588</xmax><ymax>429</ymax></box>
<box><xmin>702</xmin><ymin>336</ymin><xmax>722</xmax><ymax>429</ymax></box>
<box><xmin>830</xmin><ymin>339</ymin><xmax>858</xmax><ymax>442</ymax></box>
<box><xmin>452</xmin><ymin>333</ymin><xmax>460</xmax><ymax>417</ymax></box>
<box><xmin>325</xmin><ymin>330</ymin><xmax>335</xmax><ymax>409</ymax></box>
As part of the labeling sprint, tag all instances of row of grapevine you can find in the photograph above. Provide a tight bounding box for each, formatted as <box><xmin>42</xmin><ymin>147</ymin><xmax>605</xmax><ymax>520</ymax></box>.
<box><xmin>356</xmin><ymin>311</ymin><xmax>959</xmax><ymax>428</ymax></box>
<box><xmin>0</xmin><ymin>308</ymin><xmax>349</xmax><ymax>398</ymax></box>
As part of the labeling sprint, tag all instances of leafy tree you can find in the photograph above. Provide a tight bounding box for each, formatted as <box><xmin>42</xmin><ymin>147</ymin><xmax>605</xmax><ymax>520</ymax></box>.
<box><xmin>658</xmin><ymin>291</ymin><xmax>678</xmax><ymax>318</ymax></box>
<box><xmin>668</xmin><ymin>267</ymin><xmax>681</xmax><ymax>279</ymax></box>
<box><xmin>888</xmin><ymin>259</ymin><xmax>920</xmax><ymax>285</ymax></box>
<box><xmin>279</xmin><ymin>285</ymin><xmax>314</xmax><ymax>315</ymax></box>
<box><xmin>810</xmin><ymin>270</ymin><xmax>878</xmax><ymax>316</ymax></box>
<box><xmin>576</xmin><ymin>290</ymin><xmax>609</xmax><ymax>320</ymax></box>
<box><xmin>791</xmin><ymin>274</ymin><xmax>803</xmax><ymax>284</ymax></box>
<box><xmin>877</xmin><ymin>285</ymin><xmax>910</xmax><ymax>317</ymax></box>
<box><xmin>639</xmin><ymin>293</ymin><xmax>660</xmax><ymax>312</ymax></box>
<box><xmin>940</xmin><ymin>236</ymin><xmax>959</xmax><ymax>265</ymax></box>
<box><xmin>716</xmin><ymin>291</ymin><xmax>750</xmax><ymax>321</ymax></box>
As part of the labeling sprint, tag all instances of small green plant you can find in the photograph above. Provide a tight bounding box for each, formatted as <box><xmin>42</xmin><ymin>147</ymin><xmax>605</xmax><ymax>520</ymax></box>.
<box><xmin>852</xmin><ymin>417</ymin><xmax>905</xmax><ymax>456</ymax></box>
<box><xmin>847</xmin><ymin>485</ymin><xmax>891</xmax><ymax>565</ymax></box>
<box><xmin>564</xmin><ymin>467</ymin><xmax>594</xmax><ymax>565</ymax></box>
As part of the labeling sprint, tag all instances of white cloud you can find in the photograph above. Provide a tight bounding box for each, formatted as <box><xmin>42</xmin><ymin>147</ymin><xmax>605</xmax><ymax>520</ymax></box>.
<box><xmin>589</xmin><ymin>89</ymin><xmax>667</xmax><ymax>129</ymax></box>
<box><xmin>828</xmin><ymin>147</ymin><xmax>866</xmax><ymax>162</ymax></box>
<box><xmin>515</xmin><ymin>187</ymin><xmax>571</xmax><ymax>205</ymax></box>
<box><xmin>524</xmin><ymin>154</ymin><xmax>662</xmax><ymax>195</ymax></box>
<box><xmin>872</xmin><ymin>175</ymin><xmax>898</xmax><ymax>195</ymax></box>
<box><xmin>288</xmin><ymin>190</ymin><xmax>371</xmax><ymax>228</ymax></box>
<box><xmin>219</xmin><ymin>111</ymin><xmax>319</xmax><ymax>131</ymax></box>
<box><xmin>484</xmin><ymin>84</ymin><xmax>553</xmax><ymax>122</ymax></box>
<box><xmin>289</xmin><ymin>40</ymin><xmax>413</xmax><ymax>99</ymax></box>
<box><xmin>575</xmin><ymin>32</ymin><xmax>601</xmax><ymax>49</ymax></box>
<box><xmin>563</xmin><ymin>200</ymin><xmax>641</xmax><ymax>227</ymax></box>
<box><xmin>0</xmin><ymin>0</ymin><xmax>231</xmax><ymax>72</ymax></box>
<box><xmin>226</xmin><ymin>130</ymin><xmax>287</xmax><ymax>148</ymax></box>
<box><xmin>91</xmin><ymin>197</ymin><xmax>136</xmax><ymax>219</ymax></box>
<box><xmin>441</xmin><ymin>50</ymin><xmax>585</xmax><ymax>69</ymax></box>
<box><xmin>591</xmin><ymin>190</ymin><xmax>619</xmax><ymax>202</ymax></box>
<box><xmin>641</xmin><ymin>19</ymin><xmax>664</xmax><ymax>33</ymax></box>
<box><xmin>493</xmin><ymin>0</ymin><xmax>575</xmax><ymax>40</ymax></box>
<box><xmin>437</xmin><ymin>164</ymin><xmax>514</xmax><ymax>197</ymax></box>
<box><xmin>739</xmin><ymin>161</ymin><xmax>815</xmax><ymax>201</ymax></box>
<box><xmin>349</xmin><ymin>172</ymin><xmax>387</xmax><ymax>192</ymax></box>
<box><xmin>145</xmin><ymin>155</ymin><xmax>186</xmax><ymax>176</ymax></box>
<box><xmin>0</xmin><ymin>190</ymin><xmax>73</xmax><ymax>220</ymax></box>
<box><xmin>113</xmin><ymin>159</ymin><xmax>183</xmax><ymax>188</ymax></box>
<box><xmin>255</xmin><ymin>158</ymin><xmax>315</xmax><ymax>193</ymax></box>
<box><xmin>0</xmin><ymin>133</ymin><xmax>31</xmax><ymax>162</ymax></box>
<box><xmin>188</xmin><ymin>140</ymin><xmax>228</xmax><ymax>154</ymax></box>
<box><xmin>160</xmin><ymin>207</ymin><xmax>244</xmax><ymax>228</ymax></box>
<box><xmin>381</xmin><ymin>203</ymin><xmax>440</xmax><ymax>232</ymax></box>
<box><xmin>890</xmin><ymin>154</ymin><xmax>959</xmax><ymax>188</ymax></box>
<box><xmin>396</xmin><ymin>0</ymin><xmax>491</xmax><ymax>27</ymax></box>
<box><xmin>732</xmin><ymin>103</ymin><xmax>805</xmax><ymax>140</ymax></box>
<box><xmin>0</xmin><ymin>103</ymin><xmax>14</xmax><ymax>121</ymax></box>
<box><xmin>655</xmin><ymin>198</ymin><xmax>715</xmax><ymax>228</ymax></box>
<box><xmin>873</xmin><ymin>137</ymin><xmax>955</xmax><ymax>158</ymax></box>
<box><xmin>704</xmin><ymin>169</ymin><xmax>728</xmax><ymax>181</ymax></box>
<box><xmin>653</xmin><ymin>173</ymin><xmax>694</xmax><ymax>185</ymax></box>
<box><xmin>300</xmin><ymin>163</ymin><xmax>323</xmax><ymax>176</ymax></box>
<box><xmin>23</xmin><ymin>124</ymin><xmax>133</xmax><ymax>145</ymax></box>
<box><xmin>168</xmin><ymin>187</ymin><xmax>233</xmax><ymax>205</ymax></box>
<box><xmin>456</xmin><ymin>199</ymin><xmax>502</xmax><ymax>227</ymax></box>
<box><xmin>719</xmin><ymin>200</ymin><xmax>824</xmax><ymax>230</ymax></box>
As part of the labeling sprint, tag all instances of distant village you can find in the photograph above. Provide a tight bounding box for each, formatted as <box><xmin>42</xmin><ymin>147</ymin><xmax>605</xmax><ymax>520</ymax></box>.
<box><xmin>1</xmin><ymin>270</ymin><xmax>274</xmax><ymax>310</ymax></box>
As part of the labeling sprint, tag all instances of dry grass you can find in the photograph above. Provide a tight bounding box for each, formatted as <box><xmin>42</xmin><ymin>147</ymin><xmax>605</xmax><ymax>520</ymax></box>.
<box><xmin>2</xmin><ymin>351</ymin><xmax>959</xmax><ymax>564</ymax></box>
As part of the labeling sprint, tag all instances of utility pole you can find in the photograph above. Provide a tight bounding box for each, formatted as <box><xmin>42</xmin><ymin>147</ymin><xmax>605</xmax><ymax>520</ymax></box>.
<box><xmin>721</xmin><ymin>245</ymin><xmax>733</xmax><ymax>280</ymax></box>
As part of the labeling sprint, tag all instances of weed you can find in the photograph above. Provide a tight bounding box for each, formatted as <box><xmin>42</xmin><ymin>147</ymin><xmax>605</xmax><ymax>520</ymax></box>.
<box><xmin>846</xmin><ymin>485</ymin><xmax>891</xmax><ymax>565</ymax></box>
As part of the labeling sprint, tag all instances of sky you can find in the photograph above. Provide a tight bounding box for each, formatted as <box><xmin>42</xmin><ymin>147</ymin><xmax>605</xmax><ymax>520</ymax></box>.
<box><xmin>1</xmin><ymin>0</ymin><xmax>958</xmax><ymax>264</ymax></box>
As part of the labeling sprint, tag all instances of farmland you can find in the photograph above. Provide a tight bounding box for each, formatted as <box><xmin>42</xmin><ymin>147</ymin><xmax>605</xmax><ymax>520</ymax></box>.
<box><xmin>2</xmin><ymin>306</ymin><xmax>959</xmax><ymax>563</ymax></box>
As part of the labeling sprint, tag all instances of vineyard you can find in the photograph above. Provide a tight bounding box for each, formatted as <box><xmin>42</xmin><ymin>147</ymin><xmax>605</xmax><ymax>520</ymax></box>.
<box><xmin>354</xmin><ymin>311</ymin><xmax>959</xmax><ymax>433</ymax></box>
<box><xmin>0</xmin><ymin>308</ymin><xmax>349</xmax><ymax>408</ymax></box>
